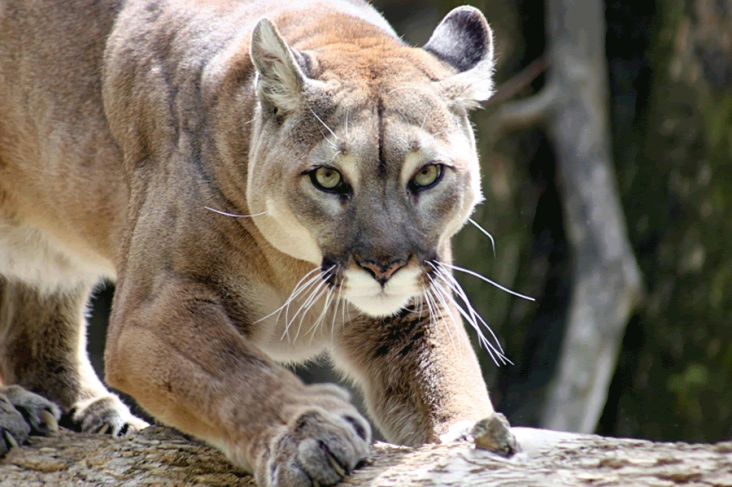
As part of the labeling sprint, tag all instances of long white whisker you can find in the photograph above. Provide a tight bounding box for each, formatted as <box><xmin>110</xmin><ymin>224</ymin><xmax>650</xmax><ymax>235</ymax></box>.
<box><xmin>420</xmin><ymin>108</ymin><xmax>435</xmax><ymax>131</ymax></box>
<box><xmin>291</xmin><ymin>279</ymin><xmax>329</xmax><ymax>342</ymax></box>
<box><xmin>430</xmin><ymin>262</ymin><xmax>501</xmax><ymax>353</ymax></box>
<box><xmin>441</xmin><ymin>262</ymin><xmax>535</xmax><ymax>301</ymax></box>
<box><xmin>425</xmin><ymin>277</ymin><xmax>458</xmax><ymax>352</ymax></box>
<box><xmin>341</xmin><ymin>289</ymin><xmax>348</xmax><ymax>330</ymax></box>
<box><xmin>429</xmin><ymin>262</ymin><xmax>511</xmax><ymax>365</ymax></box>
<box><xmin>422</xmin><ymin>288</ymin><xmax>440</xmax><ymax>340</ymax></box>
<box><xmin>308</xmin><ymin>285</ymin><xmax>334</xmax><ymax>344</ymax></box>
<box><xmin>289</xmin><ymin>266</ymin><xmax>335</xmax><ymax>342</ymax></box>
<box><xmin>331</xmin><ymin>284</ymin><xmax>343</xmax><ymax>341</ymax></box>
<box><xmin>434</xmin><ymin>264</ymin><xmax>512</xmax><ymax>365</ymax></box>
<box><xmin>276</xmin><ymin>268</ymin><xmax>324</xmax><ymax>339</ymax></box>
<box><xmin>259</xmin><ymin>267</ymin><xmax>320</xmax><ymax>327</ymax></box>
<box><xmin>468</xmin><ymin>218</ymin><xmax>496</xmax><ymax>258</ymax></box>
<box><xmin>204</xmin><ymin>206</ymin><xmax>269</xmax><ymax>218</ymax></box>
<box><xmin>432</xmin><ymin>277</ymin><xmax>476</xmax><ymax>351</ymax></box>
<box><xmin>269</xmin><ymin>268</ymin><xmax>319</xmax><ymax>315</ymax></box>
<box><xmin>307</xmin><ymin>103</ymin><xmax>339</xmax><ymax>140</ymax></box>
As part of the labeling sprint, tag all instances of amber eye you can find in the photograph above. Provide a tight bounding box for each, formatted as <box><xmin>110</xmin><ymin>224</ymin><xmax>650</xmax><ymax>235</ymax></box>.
<box><xmin>410</xmin><ymin>164</ymin><xmax>444</xmax><ymax>191</ymax></box>
<box><xmin>310</xmin><ymin>167</ymin><xmax>349</xmax><ymax>194</ymax></box>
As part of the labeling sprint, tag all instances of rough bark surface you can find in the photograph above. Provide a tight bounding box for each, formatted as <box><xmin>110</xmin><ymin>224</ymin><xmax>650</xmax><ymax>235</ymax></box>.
<box><xmin>1</xmin><ymin>426</ymin><xmax>731</xmax><ymax>486</ymax></box>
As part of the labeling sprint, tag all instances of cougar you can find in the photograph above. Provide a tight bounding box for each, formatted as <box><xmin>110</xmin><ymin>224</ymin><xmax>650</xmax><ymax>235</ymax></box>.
<box><xmin>0</xmin><ymin>0</ymin><xmax>511</xmax><ymax>485</ymax></box>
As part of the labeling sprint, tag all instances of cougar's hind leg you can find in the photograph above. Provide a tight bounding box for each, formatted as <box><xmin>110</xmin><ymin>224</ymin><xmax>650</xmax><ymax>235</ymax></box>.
<box><xmin>0</xmin><ymin>278</ymin><xmax>147</xmax><ymax>438</ymax></box>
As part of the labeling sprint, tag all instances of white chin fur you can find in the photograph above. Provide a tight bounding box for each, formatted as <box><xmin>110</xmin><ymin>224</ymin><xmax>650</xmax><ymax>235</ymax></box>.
<box><xmin>347</xmin><ymin>293</ymin><xmax>413</xmax><ymax>317</ymax></box>
<box><xmin>343</xmin><ymin>267</ymin><xmax>421</xmax><ymax>317</ymax></box>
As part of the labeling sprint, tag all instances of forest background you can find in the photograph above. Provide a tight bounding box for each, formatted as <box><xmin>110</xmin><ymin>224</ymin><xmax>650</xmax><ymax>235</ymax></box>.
<box><xmin>87</xmin><ymin>0</ymin><xmax>732</xmax><ymax>444</ymax></box>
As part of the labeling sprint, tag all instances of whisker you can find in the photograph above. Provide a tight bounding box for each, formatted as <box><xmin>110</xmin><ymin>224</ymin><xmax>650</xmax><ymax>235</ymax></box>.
<box><xmin>289</xmin><ymin>266</ymin><xmax>335</xmax><ymax>342</ymax></box>
<box><xmin>291</xmin><ymin>279</ymin><xmax>329</xmax><ymax>342</ymax></box>
<box><xmin>428</xmin><ymin>262</ymin><xmax>511</xmax><ymax>366</ymax></box>
<box><xmin>307</xmin><ymin>284</ymin><xmax>334</xmax><ymax>344</ymax></box>
<box><xmin>282</xmin><ymin>279</ymin><xmax>321</xmax><ymax>337</ymax></box>
<box><xmin>280</xmin><ymin>276</ymin><xmax>320</xmax><ymax>339</ymax></box>
<box><xmin>259</xmin><ymin>267</ymin><xmax>320</xmax><ymax>326</ymax></box>
<box><xmin>433</xmin><ymin>278</ymin><xmax>475</xmax><ymax>351</ymax></box>
<box><xmin>468</xmin><ymin>218</ymin><xmax>496</xmax><ymax>258</ymax></box>
<box><xmin>204</xmin><ymin>206</ymin><xmax>269</xmax><ymax>218</ymax></box>
<box><xmin>422</xmin><ymin>288</ymin><xmax>438</xmax><ymax>336</ymax></box>
<box><xmin>420</xmin><ymin>108</ymin><xmax>435</xmax><ymax>131</ymax></box>
<box><xmin>331</xmin><ymin>284</ymin><xmax>344</xmax><ymax>340</ymax></box>
<box><xmin>425</xmin><ymin>277</ymin><xmax>458</xmax><ymax>352</ymax></box>
<box><xmin>307</xmin><ymin>103</ymin><xmax>339</xmax><ymax>140</ymax></box>
<box><xmin>430</xmin><ymin>262</ymin><xmax>496</xmax><ymax>350</ymax></box>
<box><xmin>434</xmin><ymin>264</ymin><xmax>512</xmax><ymax>365</ymax></box>
<box><xmin>278</xmin><ymin>269</ymin><xmax>324</xmax><ymax>339</ymax></box>
<box><xmin>416</xmin><ymin>295</ymin><xmax>425</xmax><ymax>323</ymax></box>
<box><xmin>441</xmin><ymin>262</ymin><xmax>534</xmax><ymax>301</ymax></box>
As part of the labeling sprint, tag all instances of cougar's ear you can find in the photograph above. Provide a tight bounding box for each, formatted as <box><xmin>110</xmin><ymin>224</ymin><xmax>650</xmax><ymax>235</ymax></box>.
<box><xmin>424</xmin><ymin>6</ymin><xmax>495</xmax><ymax>107</ymax></box>
<box><xmin>250</xmin><ymin>19</ymin><xmax>309</xmax><ymax>113</ymax></box>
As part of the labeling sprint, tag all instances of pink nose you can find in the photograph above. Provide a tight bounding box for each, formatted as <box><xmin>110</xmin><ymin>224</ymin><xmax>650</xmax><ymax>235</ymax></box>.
<box><xmin>358</xmin><ymin>259</ymin><xmax>407</xmax><ymax>284</ymax></box>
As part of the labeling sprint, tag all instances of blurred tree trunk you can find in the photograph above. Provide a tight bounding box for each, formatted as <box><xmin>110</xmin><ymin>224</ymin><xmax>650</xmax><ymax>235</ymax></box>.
<box><xmin>537</xmin><ymin>0</ymin><xmax>643</xmax><ymax>432</ymax></box>
<box><xmin>479</xmin><ymin>0</ymin><xmax>642</xmax><ymax>433</ymax></box>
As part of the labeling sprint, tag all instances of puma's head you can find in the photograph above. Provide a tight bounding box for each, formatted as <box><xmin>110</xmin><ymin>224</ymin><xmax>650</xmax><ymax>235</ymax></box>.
<box><xmin>246</xmin><ymin>7</ymin><xmax>494</xmax><ymax>317</ymax></box>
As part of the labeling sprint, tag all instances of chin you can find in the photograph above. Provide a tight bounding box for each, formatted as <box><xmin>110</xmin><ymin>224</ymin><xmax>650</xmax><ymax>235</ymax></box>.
<box><xmin>346</xmin><ymin>293</ymin><xmax>413</xmax><ymax>318</ymax></box>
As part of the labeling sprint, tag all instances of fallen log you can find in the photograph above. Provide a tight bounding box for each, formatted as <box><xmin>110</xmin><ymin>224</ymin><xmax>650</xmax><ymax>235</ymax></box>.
<box><xmin>1</xmin><ymin>425</ymin><xmax>730</xmax><ymax>486</ymax></box>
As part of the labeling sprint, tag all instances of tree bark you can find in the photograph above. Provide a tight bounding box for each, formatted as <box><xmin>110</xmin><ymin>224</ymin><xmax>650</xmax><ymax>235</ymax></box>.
<box><xmin>1</xmin><ymin>426</ymin><xmax>731</xmax><ymax>486</ymax></box>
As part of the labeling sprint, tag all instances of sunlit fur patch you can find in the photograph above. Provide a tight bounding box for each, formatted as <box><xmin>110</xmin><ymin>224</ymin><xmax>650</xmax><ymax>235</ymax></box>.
<box><xmin>342</xmin><ymin>266</ymin><xmax>422</xmax><ymax>317</ymax></box>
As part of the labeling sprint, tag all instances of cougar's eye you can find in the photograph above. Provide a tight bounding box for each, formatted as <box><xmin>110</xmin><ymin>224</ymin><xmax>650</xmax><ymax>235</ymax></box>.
<box><xmin>410</xmin><ymin>164</ymin><xmax>444</xmax><ymax>192</ymax></box>
<box><xmin>310</xmin><ymin>167</ymin><xmax>349</xmax><ymax>194</ymax></box>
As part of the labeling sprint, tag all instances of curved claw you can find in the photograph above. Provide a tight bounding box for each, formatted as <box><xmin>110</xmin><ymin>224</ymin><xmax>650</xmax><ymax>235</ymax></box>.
<box><xmin>3</xmin><ymin>430</ymin><xmax>20</xmax><ymax>449</ymax></box>
<box><xmin>39</xmin><ymin>410</ymin><xmax>59</xmax><ymax>434</ymax></box>
<box><xmin>326</xmin><ymin>450</ymin><xmax>346</xmax><ymax>477</ymax></box>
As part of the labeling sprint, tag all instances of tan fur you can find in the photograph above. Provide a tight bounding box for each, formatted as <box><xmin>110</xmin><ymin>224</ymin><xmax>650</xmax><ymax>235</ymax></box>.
<box><xmin>0</xmin><ymin>0</ymin><xmax>502</xmax><ymax>484</ymax></box>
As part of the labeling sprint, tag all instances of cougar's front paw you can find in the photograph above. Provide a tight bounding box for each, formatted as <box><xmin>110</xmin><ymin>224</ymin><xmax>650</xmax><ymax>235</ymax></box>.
<box><xmin>69</xmin><ymin>394</ymin><xmax>148</xmax><ymax>436</ymax></box>
<box><xmin>259</xmin><ymin>392</ymin><xmax>371</xmax><ymax>487</ymax></box>
<box><xmin>0</xmin><ymin>386</ymin><xmax>61</xmax><ymax>455</ymax></box>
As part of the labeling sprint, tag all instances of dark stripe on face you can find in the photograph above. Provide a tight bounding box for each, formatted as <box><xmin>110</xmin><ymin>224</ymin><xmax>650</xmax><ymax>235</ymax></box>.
<box><xmin>377</xmin><ymin>100</ymin><xmax>387</xmax><ymax>178</ymax></box>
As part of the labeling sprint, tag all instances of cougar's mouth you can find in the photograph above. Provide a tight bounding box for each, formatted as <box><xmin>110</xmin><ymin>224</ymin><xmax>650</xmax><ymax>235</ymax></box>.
<box><xmin>340</xmin><ymin>265</ymin><xmax>422</xmax><ymax>317</ymax></box>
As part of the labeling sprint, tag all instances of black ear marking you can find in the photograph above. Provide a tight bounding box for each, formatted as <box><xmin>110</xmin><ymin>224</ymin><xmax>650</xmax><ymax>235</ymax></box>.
<box><xmin>424</xmin><ymin>7</ymin><xmax>496</xmax><ymax>104</ymax></box>
<box><xmin>423</xmin><ymin>6</ymin><xmax>493</xmax><ymax>73</ymax></box>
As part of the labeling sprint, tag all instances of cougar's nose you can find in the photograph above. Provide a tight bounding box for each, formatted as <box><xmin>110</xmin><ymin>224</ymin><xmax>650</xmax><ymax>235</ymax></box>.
<box><xmin>358</xmin><ymin>258</ymin><xmax>407</xmax><ymax>285</ymax></box>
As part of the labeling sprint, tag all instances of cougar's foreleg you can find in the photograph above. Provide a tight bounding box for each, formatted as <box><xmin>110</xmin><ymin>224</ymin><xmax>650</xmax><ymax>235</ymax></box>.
<box><xmin>0</xmin><ymin>278</ymin><xmax>146</xmax><ymax>440</ymax></box>
<box><xmin>332</xmin><ymin>302</ymin><xmax>496</xmax><ymax>446</ymax></box>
